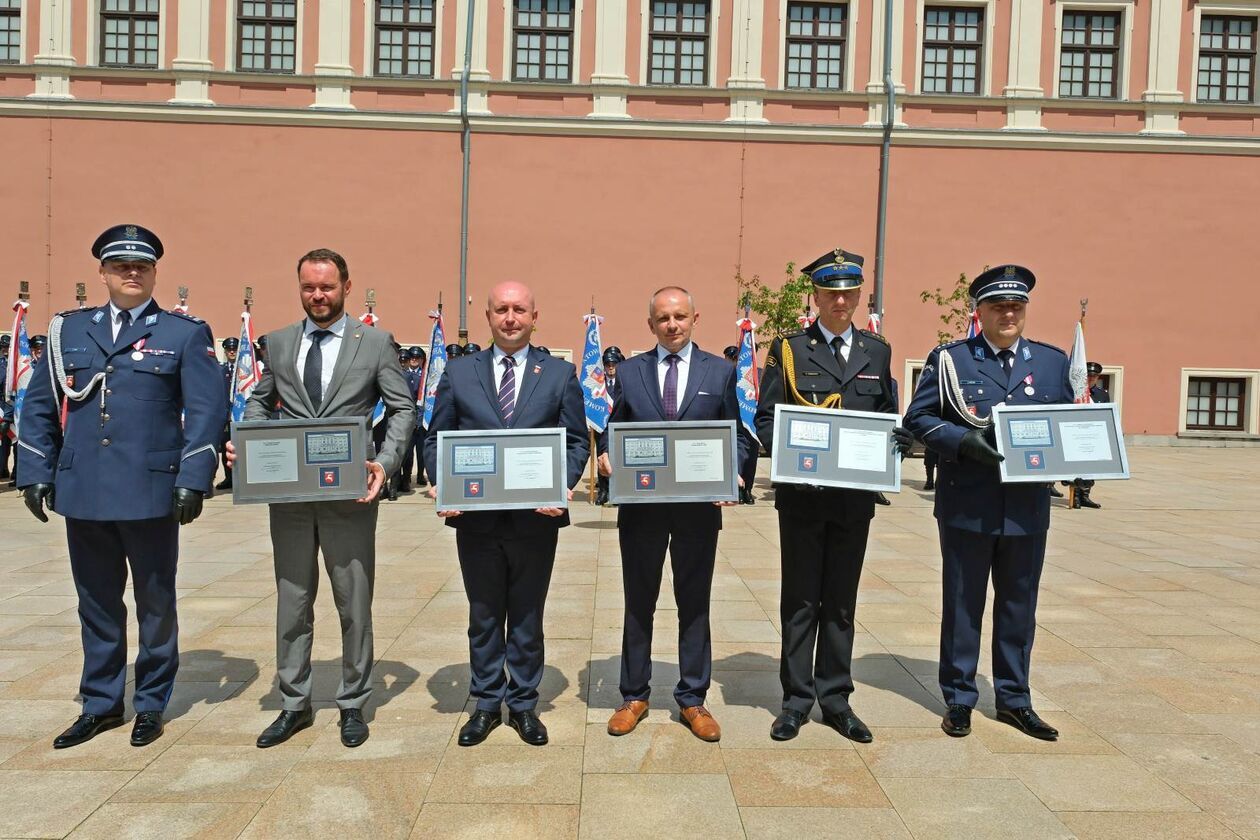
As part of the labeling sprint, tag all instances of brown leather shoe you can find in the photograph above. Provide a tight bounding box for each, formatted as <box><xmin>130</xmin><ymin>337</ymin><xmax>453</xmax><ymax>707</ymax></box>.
<box><xmin>680</xmin><ymin>705</ymin><xmax>721</xmax><ymax>742</ymax></box>
<box><xmin>607</xmin><ymin>700</ymin><xmax>649</xmax><ymax>736</ymax></box>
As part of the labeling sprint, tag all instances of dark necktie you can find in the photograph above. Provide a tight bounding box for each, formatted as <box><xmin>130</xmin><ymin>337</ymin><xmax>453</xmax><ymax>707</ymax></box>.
<box><xmin>304</xmin><ymin>329</ymin><xmax>331</xmax><ymax>411</ymax></box>
<box><xmin>498</xmin><ymin>356</ymin><xmax>516</xmax><ymax>425</ymax></box>
<box><xmin>116</xmin><ymin>309</ymin><xmax>132</xmax><ymax>344</ymax></box>
<box><xmin>662</xmin><ymin>353</ymin><xmax>680</xmax><ymax>420</ymax></box>
<box><xmin>831</xmin><ymin>335</ymin><xmax>847</xmax><ymax>374</ymax></box>
<box><xmin>998</xmin><ymin>349</ymin><xmax>1015</xmax><ymax>384</ymax></box>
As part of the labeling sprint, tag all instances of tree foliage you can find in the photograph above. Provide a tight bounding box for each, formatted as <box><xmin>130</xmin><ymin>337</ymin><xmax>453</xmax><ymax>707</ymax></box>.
<box><xmin>736</xmin><ymin>262</ymin><xmax>814</xmax><ymax>350</ymax></box>
<box><xmin>919</xmin><ymin>271</ymin><xmax>975</xmax><ymax>345</ymax></box>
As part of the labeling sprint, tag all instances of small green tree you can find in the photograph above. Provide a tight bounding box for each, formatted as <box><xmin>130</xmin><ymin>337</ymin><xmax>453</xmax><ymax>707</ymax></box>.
<box><xmin>919</xmin><ymin>271</ymin><xmax>975</xmax><ymax>345</ymax></box>
<box><xmin>737</xmin><ymin>262</ymin><xmax>815</xmax><ymax>350</ymax></box>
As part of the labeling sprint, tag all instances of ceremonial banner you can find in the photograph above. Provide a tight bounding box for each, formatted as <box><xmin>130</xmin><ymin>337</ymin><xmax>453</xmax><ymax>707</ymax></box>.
<box><xmin>579</xmin><ymin>313</ymin><xmax>612</xmax><ymax>432</ymax></box>
<box><xmin>230</xmin><ymin>311</ymin><xmax>262</xmax><ymax>422</ymax></box>
<box><xmin>423</xmin><ymin>310</ymin><xmax>447</xmax><ymax>428</ymax></box>
<box><xmin>734</xmin><ymin>316</ymin><xmax>758</xmax><ymax>437</ymax></box>
<box><xmin>1068</xmin><ymin>320</ymin><xmax>1090</xmax><ymax>403</ymax></box>
<box><xmin>5</xmin><ymin>300</ymin><xmax>32</xmax><ymax>438</ymax></box>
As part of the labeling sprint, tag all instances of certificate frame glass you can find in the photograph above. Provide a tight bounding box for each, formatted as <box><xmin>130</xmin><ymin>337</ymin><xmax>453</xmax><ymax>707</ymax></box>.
<box><xmin>607</xmin><ymin>420</ymin><xmax>739</xmax><ymax>504</ymax></box>
<box><xmin>435</xmin><ymin>427</ymin><xmax>568</xmax><ymax>511</ymax></box>
<box><xmin>231</xmin><ymin>416</ymin><xmax>370</xmax><ymax>504</ymax></box>
<box><xmin>992</xmin><ymin>403</ymin><xmax>1129</xmax><ymax>483</ymax></box>
<box><xmin>769</xmin><ymin>404</ymin><xmax>903</xmax><ymax>493</ymax></box>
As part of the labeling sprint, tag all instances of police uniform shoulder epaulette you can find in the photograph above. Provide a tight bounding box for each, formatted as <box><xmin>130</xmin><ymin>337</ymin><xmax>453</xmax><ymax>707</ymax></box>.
<box><xmin>166</xmin><ymin>310</ymin><xmax>205</xmax><ymax>325</ymax></box>
<box><xmin>54</xmin><ymin>307</ymin><xmax>94</xmax><ymax>318</ymax></box>
<box><xmin>936</xmin><ymin>338</ymin><xmax>969</xmax><ymax>351</ymax></box>
<box><xmin>858</xmin><ymin>329</ymin><xmax>888</xmax><ymax>345</ymax></box>
<box><xmin>781</xmin><ymin>329</ymin><xmax>806</xmax><ymax>340</ymax></box>
<box><xmin>1028</xmin><ymin>339</ymin><xmax>1067</xmax><ymax>356</ymax></box>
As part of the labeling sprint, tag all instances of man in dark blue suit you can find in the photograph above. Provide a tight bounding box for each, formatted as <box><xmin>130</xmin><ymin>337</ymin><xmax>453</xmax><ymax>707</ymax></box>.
<box><xmin>597</xmin><ymin>288</ymin><xmax>751</xmax><ymax>742</ymax></box>
<box><xmin>905</xmin><ymin>265</ymin><xmax>1074</xmax><ymax>741</ymax></box>
<box><xmin>424</xmin><ymin>281</ymin><xmax>588</xmax><ymax>747</ymax></box>
<box><xmin>17</xmin><ymin>224</ymin><xmax>227</xmax><ymax>749</ymax></box>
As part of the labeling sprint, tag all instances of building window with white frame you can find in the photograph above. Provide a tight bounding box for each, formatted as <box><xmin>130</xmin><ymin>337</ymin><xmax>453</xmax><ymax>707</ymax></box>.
<box><xmin>649</xmin><ymin>1</ymin><xmax>710</xmax><ymax>86</ymax></box>
<box><xmin>1059</xmin><ymin>11</ymin><xmax>1121</xmax><ymax>98</ymax></box>
<box><xmin>1198</xmin><ymin>16</ymin><xmax>1256</xmax><ymax>103</ymax></box>
<box><xmin>237</xmin><ymin>0</ymin><xmax>297</xmax><ymax>73</ymax></box>
<box><xmin>0</xmin><ymin>0</ymin><xmax>20</xmax><ymax>64</ymax></box>
<box><xmin>100</xmin><ymin>0</ymin><xmax>159</xmax><ymax>68</ymax></box>
<box><xmin>921</xmin><ymin>6</ymin><xmax>982</xmax><ymax>94</ymax></box>
<box><xmin>785</xmin><ymin>2</ymin><xmax>847</xmax><ymax>90</ymax></box>
<box><xmin>513</xmin><ymin>0</ymin><xmax>574</xmax><ymax>82</ymax></box>
<box><xmin>375</xmin><ymin>0</ymin><xmax>435</xmax><ymax>77</ymax></box>
<box><xmin>1186</xmin><ymin>376</ymin><xmax>1245</xmax><ymax>431</ymax></box>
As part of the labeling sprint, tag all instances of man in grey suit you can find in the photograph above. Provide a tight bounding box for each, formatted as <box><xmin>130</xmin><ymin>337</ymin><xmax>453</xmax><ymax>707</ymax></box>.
<box><xmin>424</xmin><ymin>281</ymin><xmax>588</xmax><ymax>747</ymax></box>
<box><xmin>228</xmin><ymin>248</ymin><xmax>415</xmax><ymax>749</ymax></box>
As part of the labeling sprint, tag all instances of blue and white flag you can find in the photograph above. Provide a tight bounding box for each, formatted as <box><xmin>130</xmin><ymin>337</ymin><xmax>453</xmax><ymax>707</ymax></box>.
<box><xmin>230</xmin><ymin>312</ymin><xmax>262</xmax><ymax>422</ymax></box>
<box><xmin>6</xmin><ymin>300</ymin><xmax>32</xmax><ymax>438</ymax></box>
<box><xmin>579</xmin><ymin>313</ymin><xmax>611</xmax><ymax>432</ymax></box>
<box><xmin>422</xmin><ymin>310</ymin><xmax>447</xmax><ymax>428</ymax></box>
<box><xmin>734</xmin><ymin>316</ymin><xmax>759</xmax><ymax>436</ymax></box>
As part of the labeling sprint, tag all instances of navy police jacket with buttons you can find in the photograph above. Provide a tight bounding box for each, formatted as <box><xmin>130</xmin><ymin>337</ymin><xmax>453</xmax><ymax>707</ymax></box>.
<box><xmin>16</xmin><ymin>300</ymin><xmax>228</xmax><ymax>521</ymax></box>
<box><xmin>904</xmin><ymin>334</ymin><xmax>1074</xmax><ymax>536</ymax></box>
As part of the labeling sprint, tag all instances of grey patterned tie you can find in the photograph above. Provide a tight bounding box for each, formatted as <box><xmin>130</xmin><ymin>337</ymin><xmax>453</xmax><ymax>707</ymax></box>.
<box><xmin>498</xmin><ymin>356</ymin><xmax>516</xmax><ymax>425</ymax></box>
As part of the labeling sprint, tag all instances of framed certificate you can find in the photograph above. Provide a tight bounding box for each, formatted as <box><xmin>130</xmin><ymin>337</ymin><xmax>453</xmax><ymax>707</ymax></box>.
<box><xmin>992</xmin><ymin>403</ymin><xmax>1130</xmax><ymax>483</ymax></box>
<box><xmin>231</xmin><ymin>416</ymin><xmax>370</xmax><ymax>504</ymax></box>
<box><xmin>434</xmin><ymin>427</ymin><xmax>568</xmax><ymax>511</ymax></box>
<box><xmin>607</xmin><ymin>420</ymin><xmax>738</xmax><ymax>504</ymax></box>
<box><xmin>769</xmin><ymin>404</ymin><xmax>903</xmax><ymax>492</ymax></box>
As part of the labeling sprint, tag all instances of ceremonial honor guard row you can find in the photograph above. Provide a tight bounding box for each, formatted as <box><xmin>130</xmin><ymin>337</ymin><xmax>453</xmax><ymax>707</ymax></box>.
<box><xmin>11</xmin><ymin>223</ymin><xmax>1112</xmax><ymax>751</ymax></box>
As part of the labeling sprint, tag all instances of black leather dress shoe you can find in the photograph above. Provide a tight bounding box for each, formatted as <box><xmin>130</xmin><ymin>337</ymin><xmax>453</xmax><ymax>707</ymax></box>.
<box><xmin>822</xmin><ymin>709</ymin><xmax>873</xmax><ymax>743</ymax></box>
<box><xmin>1049</xmin><ymin>485</ymin><xmax>1064</xmax><ymax>497</ymax></box>
<box><xmin>256</xmin><ymin>708</ymin><xmax>314</xmax><ymax>748</ymax></box>
<box><xmin>874</xmin><ymin>492</ymin><xmax>891</xmax><ymax>506</ymax></box>
<box><xmin>458</xmin><ymin>710</ymin><xmax>502</xmax><ymax>746</ymax></box>
<box><xmin>130</xmin><ymin>711</ymin><xmax>165</xmax><ymax>746</ymax></box>
<box><xmin>339</xmin><ymin>708</ymin><xmax>369</xmax><ymax>747</ymax></box>
<box><xmin>1079</xmin><ymin>495</ymin><xmax>1101</xmax><ymax>509</ymax></box>
<box><xmin>997</xmin><ymin>707</ymin><xmax>1059</xmax><ymax>741</ymax></box>
<box><xmin>770</xmin><ymin>709</ymin><xmax>807</xmax><ymax>741</ymax></box>
<box><xmin>941</xmin><ymin>704</ymin><xmax>972</xmax><ymax>737</ymax></box>
<box><xmin>53</xmin><ymin>713</ymin><xmax>125</xmax><ymax>749</ymax></box>
<box><xmin>508</xmin><ymin>710</ymin><xmax>549</xmax><ymax>746</ymax></box>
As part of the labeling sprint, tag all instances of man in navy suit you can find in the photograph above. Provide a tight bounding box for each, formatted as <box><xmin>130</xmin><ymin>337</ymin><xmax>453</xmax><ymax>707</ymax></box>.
<box><xmin>597</xmin><ymin>287</ymin><xmax>751</xmax><ymax>742</ymax></box>
<box><xmin>424</xmin><ymin>281</ymin><xmax>588</xmax><ymax>748</ymax></box>
<box><xmin>905</xmin><ymin>265</ymin><xmax>1074</xmax><ymax>741</ymax></box>
<box><xmin>18</xmin><ymin>224</ymin><xmax>226</xmax><ymax>749</ymax></box>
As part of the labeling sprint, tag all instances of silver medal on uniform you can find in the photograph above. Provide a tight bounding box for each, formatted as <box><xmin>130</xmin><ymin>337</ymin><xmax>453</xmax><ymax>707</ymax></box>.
<box><xmin>1024</xmin><ymin>385</ymin><xmax>1035</xmax><ymax>395</ymax></box>
<box><xmin>132</xmin><ymin>351</ymin><xmax>145</xmax><ymax>361</ymax></box>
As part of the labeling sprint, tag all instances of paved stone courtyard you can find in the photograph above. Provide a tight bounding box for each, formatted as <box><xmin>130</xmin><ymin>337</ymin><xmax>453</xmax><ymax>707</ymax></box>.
<box><xmin>1</xmin><ymin>447</ymin><xmax>1259</xmax><ymax>839</ymax></box>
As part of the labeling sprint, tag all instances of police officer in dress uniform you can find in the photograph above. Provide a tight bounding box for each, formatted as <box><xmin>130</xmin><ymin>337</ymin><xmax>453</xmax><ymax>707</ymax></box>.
<box><xmin>594</xmin><ymin>346</ymin><xmax>624</xmax><ymax>506</ymax></box>
<box><xmin>754</xmin><ymin>247</ymin><xmax>913</xmax><ymax>743</ymax></box>
<box><xmin>215</xmin><ymin>337</ymin><xmax>239</xmax><ymax>490</ymax></box>
<box><xmin>397</xmin><ymin>345</ymin><xmax>426</xmax><ymax>492</ymax></box>
<box><xmin>17</xmin><ymin>224</ymin><xmax>227</xmax><ymax>749</ymax></box>
<box><xmin>1071</xmin><ymin>362</ymin><xmax>1109</xmax><ymax>509</ymax></box>
<box><xmin>464</xmin><ymin>342</ymin><xmax>482</xmax><ymax>354</ymax></box>
<box><xmin>904</xmin><ymin>265</ymin><xmax>1073</xmax><ymax>741</ymax></box>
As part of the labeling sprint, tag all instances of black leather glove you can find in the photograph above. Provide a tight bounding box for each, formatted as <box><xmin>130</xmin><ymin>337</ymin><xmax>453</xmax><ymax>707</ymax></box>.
<box><xmin>959</xmin><ymin>428</ymin><xmax>1004</xmax><ymax>466</ymax></box>
<box><xmin>23</xmin><ymin>483</ymin><xmax>55</xmax><ymax>523</ymax></box>
<box><xmin>891</xmin><ymin>426</ymin><xmax>914</xmax><ymax>459</ymax></box>
<box><xmin>172</xmin><ymin>488</ymin><xmax>204</xmax><ymax>526</ymax></box>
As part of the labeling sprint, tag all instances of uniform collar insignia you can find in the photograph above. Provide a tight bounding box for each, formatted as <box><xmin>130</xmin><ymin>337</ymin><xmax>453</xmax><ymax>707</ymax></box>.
<box><xmin>91</xmin><ymin>311</ymin><xmax>105</xmax><ymax>324</ymax></box>
<box><xmin>973</xmin><ymin>346</ymin><xmax>984</xmax><ymax>361</ymax></box>
<box><xmin>1022</xmin><ymin>345</ymin><xmax>1032</xmax><ymax>360</ymax></box>
<box><xmin>145</xmin><ymin>314</ymin><xmax>158</xmax><ymax>326</ymax></box>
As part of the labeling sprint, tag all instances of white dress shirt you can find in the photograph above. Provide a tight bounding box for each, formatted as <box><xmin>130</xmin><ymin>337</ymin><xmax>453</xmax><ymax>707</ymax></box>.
<box><xmin>655</xmin><ymin>341</ymin><xmax>694</xmax><ymax>400</ymax></box>
<box><xmin>296</xmin><ymin>315</ymin><xmax>348</xmax><ymax>399</ymax></box>
<box><xmin>983</xmin><ymin>335</ymin><xmax>1021</xmax><ymax>370</ymax></box>
<box><xmin>109</xmin><ymin>298</ymin><xmax>153</xmax><ymax>341</ymax></box>
<box><xmin>813</xmin><ymin>321</ymin><xmax>854</xmax><ymax>363</ymax></box>
<box><xmin>492</xmin><ymin>344</ymin><xmax>531</xmax><ymax>406</ymax></box>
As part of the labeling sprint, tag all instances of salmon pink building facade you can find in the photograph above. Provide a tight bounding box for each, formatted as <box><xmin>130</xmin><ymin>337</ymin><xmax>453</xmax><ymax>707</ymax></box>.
<box><xmin>1</xmin><ymin>0</ymin><xmax>1258</xmax><ymax>439</ymax></box>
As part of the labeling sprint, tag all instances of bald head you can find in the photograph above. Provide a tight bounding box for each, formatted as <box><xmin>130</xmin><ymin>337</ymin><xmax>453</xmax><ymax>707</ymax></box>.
<box><xmin>647</xmin><ymin>285</ymin><xmax>698</xmax><ymax>354</ymax></box>
<box><xmin>485</xmin><ymin>281</ymin><xmax>538</xmax><ymax>354</ymax></box>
